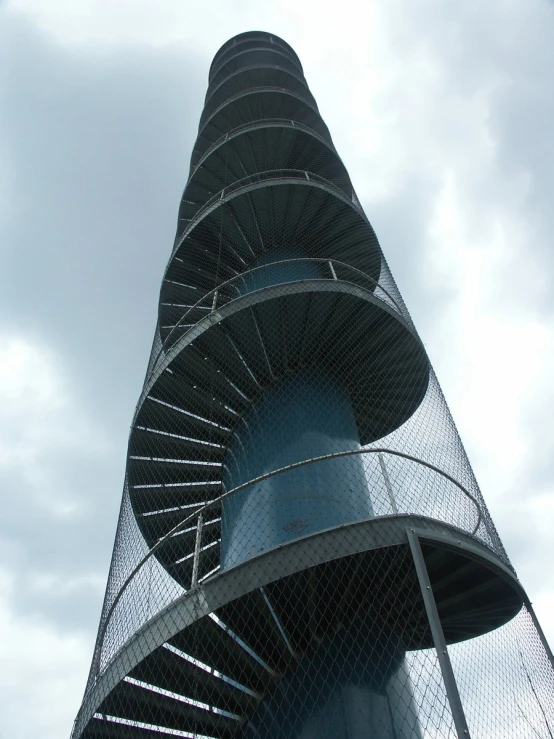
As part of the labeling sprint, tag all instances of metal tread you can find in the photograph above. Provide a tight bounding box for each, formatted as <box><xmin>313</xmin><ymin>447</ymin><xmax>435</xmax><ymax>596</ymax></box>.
<box><xmin>179</xmin><ymin>122</ymin><xmax>351</xmax><ymax>225</ymax></box>
<box><xmin>129</xmin><ymin>287</ymin><xmax>429</xmax><ymax>564</ymax></box>
<box><xmin>191</xmin><ymin>87</ymin><xmax>329</xmax><ymax>170</ymax></box>
<box><xmin>162</xmin><ymin>178</ymin><xmax>382</xmax><ymax>319</ymax></box>
<box><xmin>77</xmin><ymin>521</ymin><xmax>524</xmax><ymax>739</ymax></box>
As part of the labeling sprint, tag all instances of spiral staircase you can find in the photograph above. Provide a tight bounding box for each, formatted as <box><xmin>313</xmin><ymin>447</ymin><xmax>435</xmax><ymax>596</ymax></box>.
<box><xmin>71</xmin><ymin>32</ymin><xmax>553</xmax><ymax>739</ymax></box>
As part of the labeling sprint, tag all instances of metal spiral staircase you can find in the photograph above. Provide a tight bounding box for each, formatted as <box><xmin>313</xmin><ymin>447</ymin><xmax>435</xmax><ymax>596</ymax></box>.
<box><xmin>72</xmin><ymin>31</ymin><xmax>554</xmax><ymax>739</ymax></box>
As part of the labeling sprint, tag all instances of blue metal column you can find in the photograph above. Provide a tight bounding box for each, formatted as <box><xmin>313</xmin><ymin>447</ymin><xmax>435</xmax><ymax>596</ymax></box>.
<box><xmin>237</xmin><ymin>247</ymin><xmax>322</xmax><ymax>295</ymax></box>
<box><xmin>245</xmin><ymin>623</ymin><xmax>421</xmax><ymax>738</ymax></box>
<box><xmin>221</xmin><ymin>365</ymin><xmax>371</xmax><ymax>568</ymax></box>
<box><xmin>221</xmin><ymin>363</ymin><xmax>422</xmax><ymax>738</ymax></box>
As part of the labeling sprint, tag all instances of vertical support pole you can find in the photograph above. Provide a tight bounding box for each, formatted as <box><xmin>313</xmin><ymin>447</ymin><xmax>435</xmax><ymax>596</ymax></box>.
<box><xmin>407</xmin><ymin>529</ymin><xmax>471</xmax><ymax>738</ymax></box>
<box><xmin>191</xmin><ymin>511</ymin><xmax>204</xmax><ymax>588</ymax></box>
<box><xmin>328</xmin><ymin>261</ymin><xmax>337</xmax><ymax>281</ymax></box>
<box><xmin>525</xmin><ymin>596</ymin><xmax>554</xmax><ymax>671</ymax></box>
<box><xmin>212</xmin><ymin>289</ymin><xmax>219</xmax><ymax>311</ymax></box>
<box><xmin>378</xmin><ymin>452</ymin><xmax>398</xmax><ymax>514</ymax></box>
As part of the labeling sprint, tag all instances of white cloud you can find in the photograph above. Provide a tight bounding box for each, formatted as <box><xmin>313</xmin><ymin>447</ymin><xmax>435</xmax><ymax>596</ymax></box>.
<box><xmin>0</xmin><ymin>336</ymin><xmax>113</xmax><ymax>732</ymax></box>
<box><xmin>0</xmin><ymin>335</ymin><xmax>108</xmax><ymax>515</ymax></box>
<box><xmin>0</xmin><ymin>566</ymin><xmax>92</xmax><ymax>739</ymax></box>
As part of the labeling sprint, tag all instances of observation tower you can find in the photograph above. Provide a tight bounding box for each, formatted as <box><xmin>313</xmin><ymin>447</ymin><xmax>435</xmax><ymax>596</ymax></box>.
<box><xmin>72</xmin><ymin>31</ymin><xmax>554</xmax><ymax>739</ymax></box>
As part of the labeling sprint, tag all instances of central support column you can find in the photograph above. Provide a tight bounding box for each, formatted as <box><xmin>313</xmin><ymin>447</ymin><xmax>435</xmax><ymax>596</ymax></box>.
<box><xmin>245</xmin><ymin>622</ymin><xmax>422</xmax><ymax>738</ymax></box>
<box><xmin>220</xmin><ymin>356</ymin><xmax>422</xmax><ymax>738</ymax></box>
<box><xmin>221</xmin><ymin>366</ymin><xmax>372</xmax><ymax>568</ymax></box>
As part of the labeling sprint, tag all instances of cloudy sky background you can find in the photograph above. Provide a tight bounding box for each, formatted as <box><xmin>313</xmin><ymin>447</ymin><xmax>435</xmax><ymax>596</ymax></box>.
<box><xmin>2</xmin><ymin>0</ymin><xmax>554</xmax><ymax>736</ymax></box>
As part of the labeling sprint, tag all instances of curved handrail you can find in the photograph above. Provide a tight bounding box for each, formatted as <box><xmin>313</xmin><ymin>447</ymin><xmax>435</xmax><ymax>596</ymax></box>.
<box><xmin>197</xmin><ymin>86</ymin><xmax>322</xmax><ymax>140</ymax></box>
<box><xmin>210</xmin><ymin>43</ymin><xmax>303</xmax><ymax>81</ymax></box>
<box><xmin>186</xmin><ymin>118</ymin><xmax>340</xmax><ymax>190</ymax></box>
<box><xmin>204</xmin><ymin>63</ymin><xmax>309</xmax><ymax>108</ymax></box>
<box><xmin>194</xmin><ymin>169</ymin><xmax>347</xmax><ymax>220</ymax></box>
<box><xmin>209</xmin><ymin>48</ymin><xmax>303</xmax><ymax>89</ymax></box>
<box><xmin>171</xmin><ymin>168</ymin><xmax>366</xmax><ymax>265</ymax></box>
<box><xmin>155</xmin><ymin>258</ymin><xmax>400</xmax><ymax>377</ymax></box>
<box><xmin>210</xmin><ymin>36</ymin><xmax>302</xmax><ymax>77</ymax></box>
<box><xmin>201</xmin><ymin>76</ymin><xmax>315</xmax><ymax>129</ymax></box>
<box><xmin>96</xmin><ymin>447</ymin><xmax>486</xmax><ymax>674</ymax></box>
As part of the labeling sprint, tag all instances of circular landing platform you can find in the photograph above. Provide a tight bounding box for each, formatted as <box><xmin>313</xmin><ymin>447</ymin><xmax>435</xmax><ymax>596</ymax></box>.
<box><xmin>129</xmin><ymin>282</ymin><xmax>429</xmax><ymax>575</ymax></box>
<box><xmin>75</xmin><ymin>516</ymin><xmax>524</xmax><ymax>739</ymax></box>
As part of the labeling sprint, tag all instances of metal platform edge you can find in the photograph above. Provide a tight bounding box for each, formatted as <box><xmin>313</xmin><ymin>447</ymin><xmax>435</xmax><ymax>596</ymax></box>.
<box><xmin>72</xmin><ymin>514</ymin><xmax>523</xmax><ymax>739</ymax></box>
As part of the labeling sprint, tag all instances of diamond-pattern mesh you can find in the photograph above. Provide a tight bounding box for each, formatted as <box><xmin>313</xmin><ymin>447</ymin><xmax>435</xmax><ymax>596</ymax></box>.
<box><xmin>72</xmin><ymin>30</ymin><xmax>553</xmax><ymax>739</ymax></box>
<box><xmin>449</xmin><ymin>606</ymin><xmax>554</xmax><ymax>738</ymax></box>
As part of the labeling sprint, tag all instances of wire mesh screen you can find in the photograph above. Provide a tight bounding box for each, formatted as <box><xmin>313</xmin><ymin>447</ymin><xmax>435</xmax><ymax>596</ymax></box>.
<box><xmin>449</xmin><ymin>605</ymin><xmax>554</xmax><ymax>738</ymax></box>
<box><xmin>81</xmin><ymin>537</ymin><xmax>467</xmax><ymax>739</ymax></box>
<box><xmin>72</xmin><ymin>29</ymin><xmax>553</xmax><ymax>739</ymax></box>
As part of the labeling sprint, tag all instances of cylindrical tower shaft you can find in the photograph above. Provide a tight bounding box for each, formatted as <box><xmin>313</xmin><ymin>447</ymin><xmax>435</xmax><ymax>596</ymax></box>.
<box><xmin>71</xmin><ymin>30</ymin><xmax>554</xmax><ymax>739</ymax></box>
<box><xmin>182</xmin><ymin>35</ymin><xmax>424</xmax><ymax>733</ymax></box>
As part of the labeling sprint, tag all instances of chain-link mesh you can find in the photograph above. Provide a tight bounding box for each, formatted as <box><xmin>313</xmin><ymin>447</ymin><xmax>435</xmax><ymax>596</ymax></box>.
<box><xmin>449</xmin><ymin>605</ymin><xmax>554</xmax><ymax>738</ymax></box>
<box><xmin>72</xmin><ymin>30</ymin><xmax>553</xmax><ymax>739</ymax></box>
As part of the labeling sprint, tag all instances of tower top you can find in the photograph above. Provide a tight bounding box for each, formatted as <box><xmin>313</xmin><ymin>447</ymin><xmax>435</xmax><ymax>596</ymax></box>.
<box><xmin>209</xmin><ymin>31</ymin><xmax>303</xmax><ymax>82</ymax></box>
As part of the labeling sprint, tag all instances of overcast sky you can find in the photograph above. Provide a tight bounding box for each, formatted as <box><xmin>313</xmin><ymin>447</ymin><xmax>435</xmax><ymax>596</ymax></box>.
<box><xmin>2</xmin><ymin>0</ymin><xmax>554</xmax><ymax>736</ymax></box>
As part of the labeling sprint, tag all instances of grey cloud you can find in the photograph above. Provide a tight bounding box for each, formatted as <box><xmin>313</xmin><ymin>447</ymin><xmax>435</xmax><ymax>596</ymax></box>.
<box><xmin>363</xmin><ymin>172</ymin><xmax>452</xmax><ymax>338</ymax></box>
<box><xmin>0</xmin><ymin>14</ymin><xmax>205</xmax><ymax>634</ymax></box>
<box><xmin>2</xmin><ymin>4</ymin><xmax>554</xmax><ymax>735</ymax></box>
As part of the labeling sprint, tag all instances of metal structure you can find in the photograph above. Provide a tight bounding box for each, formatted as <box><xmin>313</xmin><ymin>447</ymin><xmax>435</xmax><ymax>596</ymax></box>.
<box><xmin>72</xmin><ymin>31</ymin><xmax>554</xmax><ymax>739</ymax></box>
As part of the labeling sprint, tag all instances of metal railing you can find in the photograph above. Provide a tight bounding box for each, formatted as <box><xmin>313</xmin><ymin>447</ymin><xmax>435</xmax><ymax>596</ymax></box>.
<box><xmin>204</xmin><ymin>63</ymin><xmax>310</xmax><ymax>107</ymax></box>
<box><xmin>171</xmin><ymin>168</ymin><xmax>366</xmax><ymax>262</ymax></box>
<box><xmin>200</xmin><ymin>76</ymin><xmax>316</xmax><ymax>128</ymax></box>
<box><xmin>93</xmin><ymin>448</ymin><xmax>501</xmax><ymax>680</ymax></box>
<box><xmin>209</xmin><ymin>50</ymin><xmax>304</xmax><ymax>90</ymax></box>
<box><xmin>210</xmin><ymin>42</ymin><xmax>302</xmax><ymax>82</ymax></box>
<box><xmin>210</xmin><ymin>36</ymin><xmax>302</xmax><ymax>77</ymax></box>
<box><xmin>197</xmin><ymin>85</ymin><xmax>321</xmax><ymax>135</ymax></box>
<box><xmin>154</xmin><ymin>258</ymin><xmax>398</xmax><ymax>375</ymax></box>
<box><xmin>187</xmin><ymin>119</ymin><xmax>340</xmax><ymax>187</ymax></box>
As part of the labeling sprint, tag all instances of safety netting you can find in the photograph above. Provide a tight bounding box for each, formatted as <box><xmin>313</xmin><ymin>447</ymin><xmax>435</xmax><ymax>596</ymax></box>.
<box><xmin>72</xmin><ymin>30</ymin><xmax>554</xmax><ymax>739</ymax></box>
